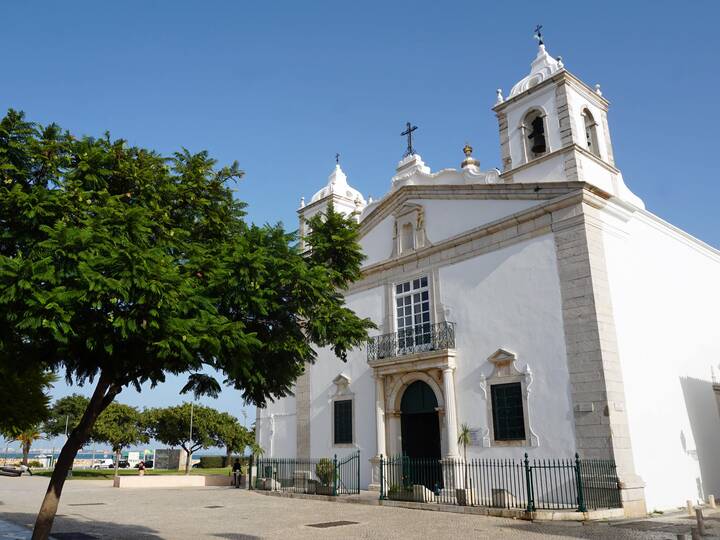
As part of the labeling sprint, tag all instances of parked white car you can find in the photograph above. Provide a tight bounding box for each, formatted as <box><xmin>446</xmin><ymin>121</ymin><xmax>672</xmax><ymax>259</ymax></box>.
<box><xmin>91</xmin><ymin>459</ymin><xmax>115</xmax><ymax>469</ymax></box>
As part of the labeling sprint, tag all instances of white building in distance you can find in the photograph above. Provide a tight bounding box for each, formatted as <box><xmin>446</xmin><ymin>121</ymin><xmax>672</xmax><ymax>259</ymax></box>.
<box><xmin>256</xmin><ymin>39</ymin><xmax>720</xmax><ymax>516</ymax></box>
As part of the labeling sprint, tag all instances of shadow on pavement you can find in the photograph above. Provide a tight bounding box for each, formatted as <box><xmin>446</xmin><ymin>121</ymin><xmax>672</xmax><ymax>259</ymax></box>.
<box><xmin>211</xmin><ymin>534</ymin><xmax>263</xmax><ymax>540</ymax></box>
<box><xmin>0</xmin><ymin>511</ymin><xmax>163</xmax><ymax>539</ymax></box>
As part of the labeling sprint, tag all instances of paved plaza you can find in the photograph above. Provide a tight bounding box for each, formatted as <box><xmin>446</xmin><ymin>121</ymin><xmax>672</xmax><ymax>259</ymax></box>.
<box><xmin>0</xmin><ymin>476</ymin><xmax>717</xmax><ymax>539</ymax></box>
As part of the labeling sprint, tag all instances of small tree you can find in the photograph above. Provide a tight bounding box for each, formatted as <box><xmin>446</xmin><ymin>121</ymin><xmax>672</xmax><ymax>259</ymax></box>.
<box><xmin>44</xmin><ymin>395</ymin><xmax>91</xmax><ymax>440</ymax></box>
<box><xmin>15</xmin><ymin>426</ymin><xmax>43</xmax><ymax>466</ymax></box>
<box><xmin>457</xmin><ymin>423</ymin><xmax>472</xmax><ymax>488</ymax></box>
<box><xmin>147</xmin><ymin>403</ymin><xmax>223</xmax><ymax>474</ymax></box>
<box><xmin>92</xmin><ymin>403</ymin><xmax>148</xmax><ymax>479</ymax></box>
<box><xmin>216</xmin><ymin>412</ymin><xmax>251</xmax><ymax>465</ymax></box>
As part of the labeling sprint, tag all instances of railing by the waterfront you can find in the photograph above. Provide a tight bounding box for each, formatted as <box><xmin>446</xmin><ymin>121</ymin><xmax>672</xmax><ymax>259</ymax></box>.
<box><xmin>367</xmin><ymin>321</ymin><xmax>456</xmax><ymax>362</ymax></box>
<box><xmin>254</xmin><ymin>451</ymin><xmax>360</xmax><ymax>496</ymax></box>
<box><xmin>379</xmin><ymin>453</ymin><xmax>621</xmax><ymax>512</ymax></box>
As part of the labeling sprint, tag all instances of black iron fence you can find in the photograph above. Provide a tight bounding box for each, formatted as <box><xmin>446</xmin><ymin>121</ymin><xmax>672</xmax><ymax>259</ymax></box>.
<box><xmin>254</xmin><ymin>451</ymin><xmax>360</xmax><ymax>496</ymax></box>
<box><xmin>379</xmin><ymin>453</ymin><xmax>621</xmax><ymax>512</ymax></box>
<box><xmin>367</xmin><ymin>321</ymin><xmax>456</xmax><ymax>362</ymax></box>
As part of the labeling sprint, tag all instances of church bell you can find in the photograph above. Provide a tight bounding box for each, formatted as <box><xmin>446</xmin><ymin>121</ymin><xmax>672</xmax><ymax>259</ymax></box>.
<box><xmin>528</xmin><ymin>116</ymin><xmax>546</xmax><ymax>154</ymax></box>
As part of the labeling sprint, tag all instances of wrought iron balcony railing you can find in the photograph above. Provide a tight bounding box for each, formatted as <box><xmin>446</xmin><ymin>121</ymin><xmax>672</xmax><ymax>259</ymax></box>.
<box><xmin>367</xmin><ymin>321</ymin><xmax>456</xmax><ymax>362</ymax></box>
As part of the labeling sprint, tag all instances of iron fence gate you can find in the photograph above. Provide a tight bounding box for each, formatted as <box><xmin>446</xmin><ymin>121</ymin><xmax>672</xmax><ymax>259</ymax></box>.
<box><xmin>254</xmin><ymin>451</ymin><xmax>360</xmax><ymax>496</ymax></box>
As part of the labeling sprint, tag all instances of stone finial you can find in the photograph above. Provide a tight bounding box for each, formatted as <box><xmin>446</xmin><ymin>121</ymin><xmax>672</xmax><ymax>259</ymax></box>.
<box><xmin>556</xmin><ymin>56</ymin><xmax>564</xmax><ymax>69</ymax></box>
<box><xmin>461</xmin><ymin>143</ymin><xmax>480</xmax><ymax>169</ymax></box>
<box><xmin>595</xmin><ymin>83</ymin><xmax>603</xmax><ymax>96</ymax></box>
<box><xmin>496</xmin><ymin>88</ymin><xmax>504</xmax><ymax>104</ymax></box>
<box><xmin>299</xmin><ymin>197</ymin><xmax>305</xmax><ymax>209</ymax></box>
<box><xmin>368</xmin><ymin>196</ymin><xmax>374</xmax><ymax>204</ymax></box>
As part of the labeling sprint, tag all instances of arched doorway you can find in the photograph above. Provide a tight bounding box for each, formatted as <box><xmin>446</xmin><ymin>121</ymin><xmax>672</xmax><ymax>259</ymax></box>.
<box><xmin>400</xmin><ymin>380</ymin><xmax>441</xmax><ymax>459</ymax></box>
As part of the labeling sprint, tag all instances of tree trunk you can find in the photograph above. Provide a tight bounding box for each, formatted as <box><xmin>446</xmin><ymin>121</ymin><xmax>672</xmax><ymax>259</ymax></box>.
<box><xmin>226</xmin><ymin>447</ymin><xmax>232</xmax><ymax>468</ymax></box>
<box><xmin>114</xmin><ymin>448</ymin><xmax>121</xmax><ymax>480</ymax></box>
<box><xmin>185</xmin><ymin>448</ymin><xmax>191</xmax><ymax>475</ymax></box>
<box><xmin>22</xmin><ymin>440</ymin><xmax>31</xmax><ymax>466</ymax></box>
<box><xmin>32</xmin><ymin>373</ymin><xmax>120</xmax><ymax>540</ymax></box>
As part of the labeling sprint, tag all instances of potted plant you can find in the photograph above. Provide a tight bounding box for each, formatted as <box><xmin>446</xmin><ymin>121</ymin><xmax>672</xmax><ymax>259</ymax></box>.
<box><xmin>315</xmin><ymin>458</ymin><xmax>335</xmax><ymax>495</ymax></box>
<box><xmin>456</xmin><ymin>423</ymin><xmax>474</xmax><ymax>506</ymax></box>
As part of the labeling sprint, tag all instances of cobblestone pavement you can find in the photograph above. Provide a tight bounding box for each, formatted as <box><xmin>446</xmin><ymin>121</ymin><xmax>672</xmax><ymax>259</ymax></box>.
<box><xmin>1</xmin><ymin>476</ymin><xmax>717</xmax><ymax>539</ymax></box>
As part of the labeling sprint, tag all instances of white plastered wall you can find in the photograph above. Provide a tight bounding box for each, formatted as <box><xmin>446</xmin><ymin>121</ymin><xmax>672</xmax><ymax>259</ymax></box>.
<box><xmin>361</xmin><ymin>199</ymin><xmax>542</xmax><ymax>268</ymax></box>
<box><xmin>440</xmin><ymin>234</ymin><xmax>577</xmax><ymax>457</ymax></box>
<box><xmin>306</xmin><ymin>285</ymin><xmax>384</xmax><ymax>488</ymax></box>
<box><xmin>603</xmin><ymin>209</ymin><xmax>720</xmax><ymax>510</ymax></box>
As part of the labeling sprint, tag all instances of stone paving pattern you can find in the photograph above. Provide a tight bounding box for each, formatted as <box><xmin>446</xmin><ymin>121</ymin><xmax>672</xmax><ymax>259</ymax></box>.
<box><xmin>1</xmin><ymin>477</ymin><xmax>718</xmax><ymax>539</ymax></box>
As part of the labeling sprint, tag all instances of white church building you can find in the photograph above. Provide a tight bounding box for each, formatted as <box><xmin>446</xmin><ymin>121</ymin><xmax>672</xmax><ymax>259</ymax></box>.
<box><xmin>256</xmin><ymin>40</ymin><xmax>720</xmax><ymax>516</ymax></box>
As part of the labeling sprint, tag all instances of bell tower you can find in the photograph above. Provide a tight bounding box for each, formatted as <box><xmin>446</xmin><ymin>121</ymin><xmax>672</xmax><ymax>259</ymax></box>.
<box><xmin>493</xmin><ymin>37</ymin><xmax>643</xmax><ymax>207</ymax></box>
<box><xmin>298</xmin><ymin>158</ymin><xmax>367</xmax><ymax>250</ymax></box>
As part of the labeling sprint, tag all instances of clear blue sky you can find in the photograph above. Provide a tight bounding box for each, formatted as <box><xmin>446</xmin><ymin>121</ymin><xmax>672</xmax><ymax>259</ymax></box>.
<box><xmin>2</xmin><ymin>1</ymin><xmax>718</xmax><ymax>448</ymax></box>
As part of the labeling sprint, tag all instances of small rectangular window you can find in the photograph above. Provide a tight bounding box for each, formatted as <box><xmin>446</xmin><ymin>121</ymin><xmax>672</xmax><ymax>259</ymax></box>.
<box><xmin>334</xmin><ymin>399</ymin><xmax>352</xmax><ymax>444</ymax></box>
<box><xmin>491</xmin><ymin>382</ymin><xmax>526</xmax><ymax>441</ymax></box>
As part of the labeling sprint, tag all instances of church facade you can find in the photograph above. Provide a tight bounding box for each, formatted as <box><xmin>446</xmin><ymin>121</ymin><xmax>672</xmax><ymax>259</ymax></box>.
<box><xmin>255</xmin><ymin>42</ymin><xmax>720</xmax><ymax>515</ymax></box>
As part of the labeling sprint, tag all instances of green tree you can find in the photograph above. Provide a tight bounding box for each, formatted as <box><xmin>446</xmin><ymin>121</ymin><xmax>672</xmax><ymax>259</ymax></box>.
<box><xmin>0</xmin><ymin>367</ymin><xmax>54</xmax><ymax>437</ymax></box>
<box><xmin>146</xmin><ymin>403</ymin><xmax>223</xmax><ymax>474</ymax></box>
<box><xmin>0</xmin><ymin>110</ymin><xmax>373</xmax><ymax>539</ymax></box>
<box><xmin>92</xmin><ymin>403</ymin><xmax>148</xmax><ymax>479</ymax></box>
<box><xmin>44</xmin><ymin>395</ymin><xmax>90</xmax><ymax>440</ymax></box>
<box><xmin>13</xmin><ymin>425</ymin><xmax>44</xmax><ymax>466</ymax></box>
<box><xmin>216</xmin><ymin>412</ymin><xmax>252</xmax><ymax>464</ymax></box>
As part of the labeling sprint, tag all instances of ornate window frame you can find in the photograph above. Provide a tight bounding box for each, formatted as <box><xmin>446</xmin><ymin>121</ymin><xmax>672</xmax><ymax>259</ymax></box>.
<box><xmin>391</xmin><ymin>203</ymin><xmax>429</xmax><ymax>257</ymax></box>
<box><xmin>478</xmin><ymin>348</ymin><xmax>539</xmax><ymax>448</ymax></box>
<box><xmin>329</xmin><ymin>373</ymin><xmax>356</xmax><ymax>448</ymax></box>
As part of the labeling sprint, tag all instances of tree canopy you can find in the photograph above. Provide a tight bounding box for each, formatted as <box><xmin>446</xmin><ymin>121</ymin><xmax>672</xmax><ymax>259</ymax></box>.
<box><xmin>0</xmin><ymin>366</ymin><xmax>54</xmax><ymax>437</ymax></box>
<box><xmin>216</xmin><ymin>411</ymin><xmax>253</xmax><ymax>458</ymax></box>
<box><xmin>0</xmin><ymin>109</ymin><xmax>373</xmax><ymax>538</ymax></box>
<box><xmin>146</xmin><ymin>403</ymin><xmax>224</xmax><ymax>473</ymax></box>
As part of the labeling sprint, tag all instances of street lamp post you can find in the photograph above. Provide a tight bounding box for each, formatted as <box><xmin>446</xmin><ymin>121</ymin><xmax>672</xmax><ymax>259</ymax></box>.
<box><xmin>187</xmin><ymin>402</ymin><xmax>194</xmax><ymax>474</ymax></box>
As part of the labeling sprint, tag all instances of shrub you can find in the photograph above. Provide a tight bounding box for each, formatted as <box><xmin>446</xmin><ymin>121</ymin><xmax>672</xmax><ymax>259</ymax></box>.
<box><xmin>315</xmin><ymin>458</ymin><xmax>334</xmax><ymax>486</ymax></box>
<box><xmin>198</xmin><ymin>455</ymin><xmax>225</xmax><ymax>468</ymax></box>
<box><xmin>28</xmin><ymin>460</ymin><xmax>43</xmax><ymax>468</ymax></box>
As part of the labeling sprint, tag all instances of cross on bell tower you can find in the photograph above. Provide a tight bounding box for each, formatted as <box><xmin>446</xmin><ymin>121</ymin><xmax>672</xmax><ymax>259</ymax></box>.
<box><xmin>401</xmin><ymin>122</ymin><xmax>418</xmax><ymax>158</ymax></box>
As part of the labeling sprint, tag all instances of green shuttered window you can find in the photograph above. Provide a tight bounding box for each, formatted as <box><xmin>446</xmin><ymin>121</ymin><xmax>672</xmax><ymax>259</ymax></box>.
<box><xmin>491</xmin><ymin>382</ymin><xmax>526</xmax><ymax>441</ymax></box>
<box><xmin>334</xmin><ymin>399</ymin><xmax>352</xmax><ymax>444</ymax></box>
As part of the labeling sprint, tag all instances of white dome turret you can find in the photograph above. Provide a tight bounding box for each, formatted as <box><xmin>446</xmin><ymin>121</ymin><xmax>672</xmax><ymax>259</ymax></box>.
<box><xmin>310</xmin><ymin>164</ymin><xmax>366</xmax><ymax>206</ymax></box>
<box><xmin>508</xmin><ymin>44</ymin><xmax>564</xmax><ymax>98</ymax></box>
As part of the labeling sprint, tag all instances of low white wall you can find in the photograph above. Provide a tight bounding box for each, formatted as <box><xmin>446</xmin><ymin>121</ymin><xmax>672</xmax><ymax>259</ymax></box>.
<box><xmin>113</xmin><ymin>474</ymin><xmax>232</xmax><ymax>488</ymax></box>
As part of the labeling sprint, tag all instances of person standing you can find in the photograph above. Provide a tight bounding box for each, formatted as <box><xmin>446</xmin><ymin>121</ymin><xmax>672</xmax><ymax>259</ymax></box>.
<box><xmin>138</xmin><ymin>460</ymin><xmax>145</xmax><ymax>477</ymax></box>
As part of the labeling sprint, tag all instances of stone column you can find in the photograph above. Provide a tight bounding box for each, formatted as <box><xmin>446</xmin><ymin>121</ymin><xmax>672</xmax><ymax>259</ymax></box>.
<box><xmin>442</xmin><ymin>367</ymin><xmax>460</xmax><ymax>458</ymax></box>
<box><xmin>369</xmin><ymin>375</ymin><xmax>387</xmax><ymax>491</ymax></box>
<box><xmin>375</xmin><ymin>376</ymin><xmax>386</xmax><ymax>457</ymax></box>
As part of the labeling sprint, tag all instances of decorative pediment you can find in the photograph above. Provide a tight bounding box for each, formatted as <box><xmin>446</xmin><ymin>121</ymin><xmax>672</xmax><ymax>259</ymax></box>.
<box><xmin>488</xmin><ymin>348</ymin><xmax>517</xmax><ymax>367</ymax></box>
<box><xmin>390</xmin><ymin>203</ymin><xmax>429</xmax><ymax>257</ymax></box>
<box><xmin>330</xmin><ymin>373</ymin><xmax>352</xmax><ymax>398</ymax></box>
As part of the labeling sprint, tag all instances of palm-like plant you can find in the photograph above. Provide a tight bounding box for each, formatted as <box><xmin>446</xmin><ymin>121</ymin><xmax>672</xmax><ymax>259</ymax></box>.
<box><xmin>457</xmin><ymin>423</ymin><xmax>472</xmax><ymax>489</ymax></box>
<box><xmin>17</xmin><ymin>426</ymin><xmax>43</xmax><ymax>466</ymax></box>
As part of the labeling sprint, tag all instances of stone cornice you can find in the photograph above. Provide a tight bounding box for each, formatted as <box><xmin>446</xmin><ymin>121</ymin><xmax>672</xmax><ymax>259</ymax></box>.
<box><xmin>494</xmin><ymin>69</ymin><xmax>609</xmax><ymax>114</ymax></box>
<box><xmin>500</xmin><ymin>144</ymin><xmax>620</xmax><ymax>180</ymax></box>
<box><xmin>358</xmin><ymin>182</ymin><xmax>582</xmax><ymax>238</ymax></box>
